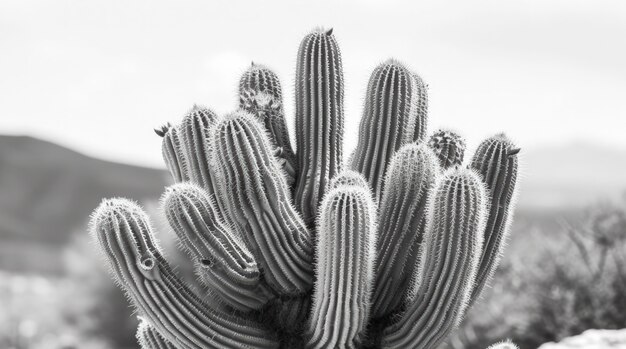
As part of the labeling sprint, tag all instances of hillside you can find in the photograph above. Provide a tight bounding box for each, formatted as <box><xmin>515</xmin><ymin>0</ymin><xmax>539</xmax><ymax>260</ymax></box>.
<box><xmin>517</xmin><ymin>142</ymin><xmax>626</xmax><ymax>210</ymax></box>
<box><xmin>0</xmin><ymin>135</ymin><xmax>168</xmax><ymax>258</ymax></box>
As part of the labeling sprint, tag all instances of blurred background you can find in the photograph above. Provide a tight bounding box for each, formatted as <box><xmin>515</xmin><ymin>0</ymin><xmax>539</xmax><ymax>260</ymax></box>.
<box><xmin>1</xmin><ymin>1</ymin><xmax>625</xmax><ymax>348</ymax></box>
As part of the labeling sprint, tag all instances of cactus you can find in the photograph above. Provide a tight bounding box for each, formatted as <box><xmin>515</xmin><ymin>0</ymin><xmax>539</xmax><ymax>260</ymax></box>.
<box><xmin>90</xmin><ymin>199</ymin><xmax>278</xmax><ymax>349</ymax></box>
<box><xmin>294</xmin><ymin>28</ymin><xmax>344</xmax><ymax>224</ymax></box>
<box><xmin>468</xmin><ymin>134</ymin><xmax>519</xmax><ymax>304</ymax></box>
<box><xmin>350</xmin><ymin>60</ymin><xmax>426</xmax><ymax>199</ymax></box>
<box><xmin>381</xmin><ymin>168</ymin><xmax>487</xmax><ymax>349</ymax></box>
<box><xmin>370</xmin><ymin>143</ymin><xmax>438</xmax><ymax>320</ymax></box>
<box><xmin>89</xmin><ymin>27</ymin><xmax>519</xmax><ymax>349</ymax></box>
<box><xmin>162</xmin><ymin>183</ymin><xmax>274</xmax><ymax>311</ymax></box>
<box><xmin>137</xmin><ymin>320</ymin><xmax>177</xmax><ymax>349</ymax></box>
<box><xmin>239</xmin><ymin>64</ymin><xmax>296</xmax><ymax>184</ymax></box>
<box><xmin>211</xmin><ymin>111</ymin><xmax>314</xmax><ymax>295</ymax></box>
<box><xmin>428</xmin><ymin>129</ymin><xmax>466</xmax><ymax>170</ymax></box>
<box><xmin>307</xmin><ymin>179</ymin><xmax>377</xmax><ymax>349</ymax></box>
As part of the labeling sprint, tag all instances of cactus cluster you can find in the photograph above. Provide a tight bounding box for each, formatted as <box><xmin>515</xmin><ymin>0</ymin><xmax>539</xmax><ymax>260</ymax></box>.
<box><xmin>90</xmin><ymin>28</ymin><xmax>520</xmax><ymax>349</ymax></box>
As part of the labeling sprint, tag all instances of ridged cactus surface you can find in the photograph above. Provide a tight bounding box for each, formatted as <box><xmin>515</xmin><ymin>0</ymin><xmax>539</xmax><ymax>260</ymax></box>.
<box><xmin>370</xmin><ymin>143</ymin><xmax>438</xmax><ymax>320</ymax></box>
<box><xmin>469</xmin><ymin>134</ymin><xmax>519</xmax><ymax>304</ymax></box>
<box><xmin>350</xmin><ymin>60</ymin><xmax>426</xmax><ymax>199</ymax></box>
<box><xmin>294</xmin><ymin>28</ymin><xmax>344</xmax><ymax>224</ymax></box>
<box><xmin>381</xmin><ymin>168</ymin><xmax>486</xmax><ymax>349</ymax></box>
<box><xmin>307</xmin><ymin>180</ymin><xmax>376</xmax><ymax>349</ymax></box>
<box><xmin>137</xmin><ymin>320</ymin><xmax>177</xmax><ymax>349</ymax></box>
<box><xmin>89</xmin><ymin>28</ymin><xmax>519</xmax><ymax>349</ymax></box>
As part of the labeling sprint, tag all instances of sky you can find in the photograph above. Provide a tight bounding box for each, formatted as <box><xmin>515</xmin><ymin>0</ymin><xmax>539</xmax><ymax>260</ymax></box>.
<box><xmin>1</xmin><ymin>0</ymin><xmax>625</xmax><ymax>168</ymax></box>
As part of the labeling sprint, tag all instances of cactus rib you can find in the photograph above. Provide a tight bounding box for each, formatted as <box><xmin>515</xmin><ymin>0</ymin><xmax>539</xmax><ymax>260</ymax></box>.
<box><xmin>382</xmin><ymin>168</ymin><xmax>487</xmax><ymax>349</ymax></box>
<box><xmin>162</xmin><ymin>183</ymin><xmax>274</xmax><ymax>311</ymax></box>
<box><xmin>306</xmin><ymin>181</ymin><xmax>377</xmax><ymax>349</ymax></box>
<box><xmin>212</xmin><ymin>111</ymin><xmax>313</xmax><ymax>295</ymax></box>
<box><xmin>294</xmin><ymin>28</ymin><xmax>344</xmax><ymax>224</ymax></box>
<box><xmin>91</xmin><ymin>199</ymin><xmax>278</xmax><ymax>349</ymax></box>
<box><xmin>371</xmin><ymin>143</ymin><xmax>438</xmax><ymax>319</ymax></box>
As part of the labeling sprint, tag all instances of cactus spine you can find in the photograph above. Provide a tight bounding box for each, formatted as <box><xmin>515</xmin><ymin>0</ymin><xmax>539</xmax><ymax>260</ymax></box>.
<box><xmin>91</xmin><ymin>27</ymin><xmax>519</xmax><ymax>349</ymax></box>
<box><xmin>294</xmin><ymin>28</ymin><xmax>344</xmax><ymax>224</ymax></box>
<box><xmin>370</xmin><ymin>143</ymin><xmax>438</xmax><ymax>319</ymax></box>
<box><xmin>137</xmin><ymin>320</ymin><xmax>176</xmax><ymax>349</ymax></box>
<box><xmin>162</xmin><ymin>183</ymin><xmax>273</xmax><ymax>311</ymax></box>
<box><xmin>211</xmin><ymin>111</ymin><xmax>313</xmax><ymax>295</ymax></box>
<box><xmin>350</xmin><ymin>60</ymin><xmax>425</xmax><ymax>199</ymax></box>
<box><xmin>428</xmin><ymin>129</ymin><xmax>466</xmax><ymax>170</ymax></box>
<box><xmin>90</xmin><ymin>199</ymin><xmax>278</xmax><ymax>349</ymax></box>
<box><xmin>307</xmin><ymin>179</ymin><xmax>377</xmax><ymax>349</ymax></box>
<box><xmin>382</xmin><ymin>168</ymin><xmax>487</xmax><ymax>349</ymax></box>
<box><xmin>469</xmin><ymin>134</ymin><xmax>519</xmax><ymax>304</ymax></box>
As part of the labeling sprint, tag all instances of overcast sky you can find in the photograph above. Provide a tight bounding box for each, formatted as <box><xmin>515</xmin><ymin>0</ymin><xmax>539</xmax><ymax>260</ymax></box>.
<box><xmin>1</xmin><ymin>0</ymin><xmax>624</xmax><ymax>167</ymax></box>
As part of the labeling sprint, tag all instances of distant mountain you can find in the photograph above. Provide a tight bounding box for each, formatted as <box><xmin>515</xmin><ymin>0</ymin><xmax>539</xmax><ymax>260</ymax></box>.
<box><xmin>517</xmin><ymin>142</ymin><xmax>626</xmax><ymax>210</ymax></box>
<box><xmin>0</xmin><ymin>135</ymin><xmax>168</xmax><ymax>272</ymax></box>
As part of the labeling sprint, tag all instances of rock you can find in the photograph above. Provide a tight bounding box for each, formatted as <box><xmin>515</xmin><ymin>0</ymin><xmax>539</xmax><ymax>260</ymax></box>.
<box><xmin>538</xmin><ymin>329</ymin><xmax>626</xmax><ymax>349</ymax></box>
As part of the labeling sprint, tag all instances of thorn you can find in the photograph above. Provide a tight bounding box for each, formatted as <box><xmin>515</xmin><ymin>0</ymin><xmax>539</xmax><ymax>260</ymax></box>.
<box><xmin>326</xmin><ymin>28</ymin><xmax>333</xmax><ymax>36</ymax></box>
<box><xmin>154</xmin><ymin>128</ymin><xmax>164</xmax><ymax>137</ymax></box>
<box><xmin>508</xmin><ymin>148</ymin><xmax>521</xmax><ymax>156</ymax></box>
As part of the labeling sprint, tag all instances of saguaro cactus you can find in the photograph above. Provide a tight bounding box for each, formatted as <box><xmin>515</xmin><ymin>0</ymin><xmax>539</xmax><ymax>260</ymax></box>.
<box><xmin>307</xmin><ymin>179</ymin><xmax>377</xmax><ymax>349</ymax></box>
<box><xmin>239</xmin><ymin>64</ymin><xmax>296</xmax><ymax>183</ymax></box>
<box><xmin>350</xmin><ymin>60</ymin><xmax>426</xmax><ymax>199</ymax></box>
<box><xmin>381</xmin><ymin>168</ymin><xmax>487</xmax><ymax>349</ymax></box>
<box><xmin>211</xmin><ymin>111</ymin><xmax>314</xmax><ymax>295</ymax></box>
<box><xmin>89</xmin><ymin>27</ymin><xmax>519</xmax><ymax>349</ymax></box>
<box><xmin>90</xmin><ymin>199</ymin><xmax>278</xmax><ymax>349</ymax></box>
<box><xmin>370</xmin><ymin>143</ymin><xmax>438</xmax><ymax>320</ymax></box>
<box><xmin>469</xmin><ymin>134</ymin><xmax>519</xmax><ymax>304</ymax></box>
<box><xmin>294</xmin><ymin>28</ymin><xmax>344</xmax><ymax>224</ymax></box>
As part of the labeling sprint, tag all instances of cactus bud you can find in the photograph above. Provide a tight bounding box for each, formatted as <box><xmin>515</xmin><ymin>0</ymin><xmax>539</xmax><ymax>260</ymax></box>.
<box><xmin>428</xmin><ymin>129</ymin><xmax>466</xmax><ymax>169</ymax></box>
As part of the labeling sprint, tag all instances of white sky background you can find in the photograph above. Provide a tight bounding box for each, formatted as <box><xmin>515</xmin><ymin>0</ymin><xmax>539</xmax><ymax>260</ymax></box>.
<box><xmin>1</xmin><ymin>0</ymin><xmax>624</xmax><ymax>168</ymax></box>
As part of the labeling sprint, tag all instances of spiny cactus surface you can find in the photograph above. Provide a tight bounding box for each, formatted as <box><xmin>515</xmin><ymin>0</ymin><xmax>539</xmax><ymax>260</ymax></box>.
<box><xmin>89</xmin><ymin>27</ymin><xmax>520</xmax><ymax>349</ymax></box>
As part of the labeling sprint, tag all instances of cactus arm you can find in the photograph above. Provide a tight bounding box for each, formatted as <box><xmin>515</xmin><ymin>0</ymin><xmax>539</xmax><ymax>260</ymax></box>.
<box><xmin>137</xmin><ymin>320</ymin><xmax>177</xmax><ymax>349</ymax></box>
<box><xmin>90</xmin><ymin>199</ymin><xmax>279</xmax><ymax>349</ymax></box>
<box><xmin>294</xmin><ymin>28</ymin><xmax>344</xmax><ymax>224</ymax></box>
<box><xmin>178</xmin><ymin>106</ymin><xmax>220</xmax><ymax>193</ymax></box>
<box><xmin>156</xmin><ymin>123</ymin><xmax>189</xmax><ymax>183</ymax></box>
<box><xmin>239</xmin><ymin>64</ymin><xmax>296</xmax><ymax>184</ymax></box>
<box><xmin>468</xmin><ymin>134</ymin><xmax>519</xmax><ymax>304</ymax></box>
<box><xmin>211</xmin><ymin>111</ymin><xmax>313</xmax><ymax>295</ymax></box>
<box><xmin>428</xmin><ymin>129</ymin><xmax>466</xmax><ymax>170</ymax></box>
<box><xmin>370</xmin><ymin>143</ymin><xmax>438</xmax><ymax>319</ymax></box>
<box><xmin>306</xmin><ymin>179</ymin><xmax>377</xmax><ymax>349</ymax></box>
<box><xmin>162</xmin><ymin>183</ymin><xmax>274</xmax><ymax>311</ymax></box>
<box><xmin>350</xmin><ymin>60</ymin><xmax>423</xmax><ymax>200</ymax></box>
<box><xmin>381</xmin><ymin>168</ymin><xmax>487</xmax><ymax>349</ymax></box>
<box><xmin>412</xmin><ymin>72</ymin><xmax>428</xmax><ymax>143</ymax></box>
